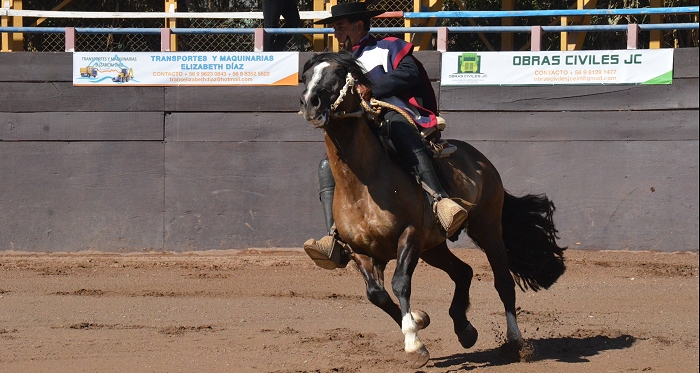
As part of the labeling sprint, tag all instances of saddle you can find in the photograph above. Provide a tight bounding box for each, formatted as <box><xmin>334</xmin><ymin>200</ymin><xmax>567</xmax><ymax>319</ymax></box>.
<box><xmin>419</xmin><ymin>119</ymin><xmax>458</xmax><ymax>160</ymax></box>
<box><xmin>366</xmin><ymin>99</ymin><xmax>457</xmax><ymax>159</ymax></box>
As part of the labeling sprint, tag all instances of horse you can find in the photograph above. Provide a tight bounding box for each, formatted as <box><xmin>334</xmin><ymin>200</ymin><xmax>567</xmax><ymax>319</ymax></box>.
<box><xmin>299</xmin><ymin>51</ymin><xmax>566</xmax><ymax>368</ymax></box>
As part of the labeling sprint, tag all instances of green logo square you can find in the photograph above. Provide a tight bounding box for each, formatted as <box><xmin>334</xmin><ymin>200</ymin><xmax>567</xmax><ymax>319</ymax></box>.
<box><xmin>458</xmin><ymin>53</ymin><xmax>481</xmax><ymax>74</ymax></box>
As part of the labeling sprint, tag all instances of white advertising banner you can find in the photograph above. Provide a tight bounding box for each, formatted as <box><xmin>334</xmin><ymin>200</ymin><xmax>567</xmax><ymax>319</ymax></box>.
<box><xmin>441</xmin><ymin>49</ymin><xmax>674</xmax><ymax>86</ymax></box>
<box><xmin>73</xmin><ymin>52</ymin><xmax>299</xmax><ymax>86</ymax></box>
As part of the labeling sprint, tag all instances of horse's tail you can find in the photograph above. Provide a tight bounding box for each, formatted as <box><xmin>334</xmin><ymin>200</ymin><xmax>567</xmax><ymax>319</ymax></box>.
<box><xmin>501</xmin><ymin>191</ymin><xmax>567</xmax><ymax>292</ymax></box>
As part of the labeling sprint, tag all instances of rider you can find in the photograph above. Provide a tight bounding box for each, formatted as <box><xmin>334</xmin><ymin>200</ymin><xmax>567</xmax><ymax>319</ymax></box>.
<box><xmin>303</xmin><ymin>2</ymin><xmax>468</xmax><ymax>270</ymax></box>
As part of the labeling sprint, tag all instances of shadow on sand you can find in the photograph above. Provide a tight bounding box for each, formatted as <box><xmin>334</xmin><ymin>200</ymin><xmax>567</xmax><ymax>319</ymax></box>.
<box><xmin>426</xmin><ymin>334</ymin><xmax>636</xmax><ymax>371</ymax></box>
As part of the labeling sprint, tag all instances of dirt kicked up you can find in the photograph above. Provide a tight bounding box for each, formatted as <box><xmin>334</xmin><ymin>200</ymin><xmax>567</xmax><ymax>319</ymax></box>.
<box><xmin>0</xmin><ymin>248</ymin><xmax>697</xmax><ymax>373</ymax></box>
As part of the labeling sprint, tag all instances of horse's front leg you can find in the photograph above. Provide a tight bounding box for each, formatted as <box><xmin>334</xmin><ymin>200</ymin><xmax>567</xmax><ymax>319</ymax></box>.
<box><xmin>352</xmin><ymin>253</ymin><xmax>402</xmax><ymax>325</ymax></box>
<box><xmin>353</xmin><ymin>251</ymin><xmax>430</xmax><ymax>368</ymax></box>
<box><xmin>392</xmin><ymin>233</ymin><xmax>430</xmax><ymax>369</ymax></box>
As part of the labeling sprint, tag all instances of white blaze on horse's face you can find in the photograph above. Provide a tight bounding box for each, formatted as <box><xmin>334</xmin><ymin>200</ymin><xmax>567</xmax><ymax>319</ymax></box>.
<box><xmin>301</xmin><ymin>61</ymin><xmax>330</xmax><ymax>127</ymax></box>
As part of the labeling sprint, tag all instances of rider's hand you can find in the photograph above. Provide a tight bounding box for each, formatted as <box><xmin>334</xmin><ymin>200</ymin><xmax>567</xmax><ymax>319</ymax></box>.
<box><xmin>356</xmin><ymin>84</ymin><xmax>372</xmax><ymax>101</ymax></box>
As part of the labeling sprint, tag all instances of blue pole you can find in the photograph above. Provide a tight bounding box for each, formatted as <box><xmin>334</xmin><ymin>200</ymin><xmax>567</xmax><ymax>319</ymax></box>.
<box><xmin>405</xmin><ymin>6</ymin><xmax>699</xmax><ymax>19</ymax></box>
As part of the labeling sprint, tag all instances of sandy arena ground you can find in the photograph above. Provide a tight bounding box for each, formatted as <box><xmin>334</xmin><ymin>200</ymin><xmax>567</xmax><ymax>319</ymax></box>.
<box><xmin>0</xmin><ymin>248</ymin><xmax>697</xmax><ymax>373</ymax></box>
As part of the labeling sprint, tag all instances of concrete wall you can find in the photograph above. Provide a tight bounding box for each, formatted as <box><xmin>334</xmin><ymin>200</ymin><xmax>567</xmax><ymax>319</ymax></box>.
<box><xmin>0</xmin><ymin>49</ymin><xmax>697</xmax><ymax>252</ymax></box>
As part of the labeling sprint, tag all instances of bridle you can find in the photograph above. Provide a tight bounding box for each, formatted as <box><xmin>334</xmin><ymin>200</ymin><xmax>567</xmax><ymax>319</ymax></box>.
<box><xmin>301</xmin><ymin>64</ymin><xmax>382</xmax><ymax>129</ymax></box>
<box><xmin>327</xmin><ymin>72</ymin><xmax>378</xmax><ymax>122</ymax></box>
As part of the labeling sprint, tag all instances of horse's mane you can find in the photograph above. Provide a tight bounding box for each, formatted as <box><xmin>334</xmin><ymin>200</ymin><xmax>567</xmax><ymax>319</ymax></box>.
<box><xmin>303</xmin><ymin>51</ymin><xmax>373</xmax><ymax>88</ymax></box>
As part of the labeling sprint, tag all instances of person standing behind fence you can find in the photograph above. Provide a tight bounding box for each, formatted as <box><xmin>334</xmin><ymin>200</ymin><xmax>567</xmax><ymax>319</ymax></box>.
<box><xmin>262</xmin><ymin>0</ymin><xmax>301</xmax><ymax>51</ymax></box>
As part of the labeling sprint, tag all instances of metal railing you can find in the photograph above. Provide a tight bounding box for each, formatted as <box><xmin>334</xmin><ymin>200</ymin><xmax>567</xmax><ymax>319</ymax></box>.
<box><xmin>1</xmin><ymin>6</ymin><xmax>698</xmax><ymax>52</ymax></box>
<box><xmin>2</xmin><ymin>22</ymin><xmax>697</xmax><ymax>52</ymax></box>
<box><xmin>2</xmin><ymin>6</ymin><xmax>696</xmax><ymax>20</ymax></box>
<box><xmin>404</xmin><ymin>6</ymin><xmax>699</xmax><ymax>19</ymax></box>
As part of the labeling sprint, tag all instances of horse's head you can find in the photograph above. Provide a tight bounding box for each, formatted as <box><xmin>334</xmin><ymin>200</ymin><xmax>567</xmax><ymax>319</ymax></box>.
<box><xmin>299</xmin><ymin>51</ymin><xmax>372</xmax><ymax>128</ymax></box>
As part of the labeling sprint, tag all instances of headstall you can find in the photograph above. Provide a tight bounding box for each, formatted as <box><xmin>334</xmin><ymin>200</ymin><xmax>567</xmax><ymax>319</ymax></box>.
<box><xmin>328</xmin><ymin>73</ymin><xmax>374</xmax><ymax>120</ymax></box>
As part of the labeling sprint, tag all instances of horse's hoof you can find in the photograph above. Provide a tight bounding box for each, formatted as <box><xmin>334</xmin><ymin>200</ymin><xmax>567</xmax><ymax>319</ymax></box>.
<box><xmin>500</xmin><ymin>339</ymin><xmax>530</xmax><ymax>362</ymax></box>
<box><xmin>411</xmin><ymin>310</ymin><xmax>430</xmax><ymax>330</ymax></box>
<box><xmin>506</xmin><ymin>337</ymin><xmax>524</xmax><ymax>351</ymax></box>
<box><xmin>407</xmin><ymin>346</ymin><xmax>430</xmax><ymax>369</ymax></box>
<box><xmin>457</xmin><ymin>322</ymin><xmax>478</xmax><ymax>349</ymax></box>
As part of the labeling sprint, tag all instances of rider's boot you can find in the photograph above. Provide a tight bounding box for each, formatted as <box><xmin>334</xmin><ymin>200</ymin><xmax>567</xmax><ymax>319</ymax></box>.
<box><xmin>303</xmin><ymin>158</ymin><xmax>350</xmax><ymax>269</ymax></box>
<box><xmin>387</xmin><ymin>113</ymin><xmax>468</xmax><ymax>237</ymax></box>
<box><xmin>303</xmin><ymin>235</ymin><xmax>339</xmax><ymax>269</ymax></box>
<box><xmin>413</xmin><ymin>146</ymin><xmax>469</xmax><ymax>237</ymax></box>
<box><xmin>303</xmin><ymin>228</ymin><xmax>349</xmax><ymax>270</ymax></box>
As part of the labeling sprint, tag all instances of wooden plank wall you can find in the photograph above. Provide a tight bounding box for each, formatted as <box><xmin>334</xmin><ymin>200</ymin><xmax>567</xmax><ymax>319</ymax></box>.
<box><xmin>439</xmin><ymin>49</ymin><xmax>699</xmax><ymax>252</ymax></box>
<box><xmin>0</xmin><ymin>49</ymin><xmax>697</xmax><ymax>252</ymax></box>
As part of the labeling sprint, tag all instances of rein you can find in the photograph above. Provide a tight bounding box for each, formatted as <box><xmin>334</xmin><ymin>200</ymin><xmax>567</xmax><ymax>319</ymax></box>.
<box><xmin>327</xmin><ymin>73</ymin><xmax>423</xmax><ymax>131</ymax></box>
<box><xmin>322</xmin><ymin>71</ymin><xmax>445</xmax><ymax>147</ymax></box>
<box><xmin>329</xmin><ymin>73</ymin><xmax>373</xmax><ymax>121</ymax></box>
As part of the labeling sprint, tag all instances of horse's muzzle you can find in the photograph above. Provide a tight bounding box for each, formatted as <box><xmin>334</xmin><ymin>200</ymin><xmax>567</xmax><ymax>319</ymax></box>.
<box><xmin>300</xmin><ymin>94</ymin><xmax>328</xmax><ymax>128</ymax></box>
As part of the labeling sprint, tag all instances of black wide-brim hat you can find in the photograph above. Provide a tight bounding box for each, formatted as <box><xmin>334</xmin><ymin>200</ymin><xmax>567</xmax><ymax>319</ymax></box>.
<box><xmin>314</xmin><ymin>2</ymin><xmax>385</xmax><ymax>25</ymax></box>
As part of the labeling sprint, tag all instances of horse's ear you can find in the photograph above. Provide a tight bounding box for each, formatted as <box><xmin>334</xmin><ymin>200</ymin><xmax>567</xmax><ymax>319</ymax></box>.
<box><xmin>342</xmin><ymin>36</ymin><xmax>352</xmax><ymax>52</ymax></box>
<box><xmin>302</xmin><ymin>53</ymin><xmax>321</xmax><ymax>74</ymax></box>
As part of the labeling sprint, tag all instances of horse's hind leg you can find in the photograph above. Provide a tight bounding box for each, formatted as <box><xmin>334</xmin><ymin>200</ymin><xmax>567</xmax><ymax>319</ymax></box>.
<box><xmin>468</xmin><ymin>218</ymin><xmax>524</xmax><ymax>349</ymax></box>
<box><xmin>420</xmin><ymin>242</ymin><xmax>479</xmax><ymax>349</ymax></box>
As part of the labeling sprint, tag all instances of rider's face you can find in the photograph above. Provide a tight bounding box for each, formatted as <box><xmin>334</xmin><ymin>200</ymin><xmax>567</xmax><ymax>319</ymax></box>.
<box><xmin>332</xmin><ymin>19</ymin><xmax>365</xmax><ymax>48</ymax></box>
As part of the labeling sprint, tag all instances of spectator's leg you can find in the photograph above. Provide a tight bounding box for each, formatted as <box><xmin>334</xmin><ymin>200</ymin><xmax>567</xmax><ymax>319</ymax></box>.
<box><xmin>275</xmin><ymin>0</ymin><xmax>301</xmax><ymax>51</ymax></box>
<box><xmin>262</xmin><ymin>0</ymin><xmax>284</xmax><ymax>51</ymax></box>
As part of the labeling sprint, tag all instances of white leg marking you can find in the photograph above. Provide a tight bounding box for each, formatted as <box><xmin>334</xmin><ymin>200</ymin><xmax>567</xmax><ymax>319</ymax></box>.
<box><xmin>411</xmin><ymin>310</ymin><xmax>429</xmax><ymax>330</ymax></box>
<box><xmin>506</xmin><ymin>311</ymin><xmax>523</xmax><ymax>342</ymax></box>
<box><xmin>402</xmin><ymin>312</ymin><xmax>424</xmax><ymax>353</ymax></box>
<box><xmin>303</xmin><ymin>62</ymin><xmax>330</xmax><ymax>104</ymax></box>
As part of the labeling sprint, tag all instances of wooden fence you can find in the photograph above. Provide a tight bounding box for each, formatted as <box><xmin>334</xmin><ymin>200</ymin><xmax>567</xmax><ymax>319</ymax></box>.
<box><xmin>0</xmin><ymin>48</ymin><xmax>697</xmax><ymax>252</ymax></box>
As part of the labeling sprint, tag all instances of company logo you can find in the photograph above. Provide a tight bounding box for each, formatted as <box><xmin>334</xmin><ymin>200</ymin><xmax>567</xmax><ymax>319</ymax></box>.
<box><xmin>76</xmin><ymin>54</ymin><xmax>136</xmax><ymax>84</ymax></box>
<box><xmin>457</xmin><ymin>53</ymin><xmax>481</xmax><ymax>74</ymax></box>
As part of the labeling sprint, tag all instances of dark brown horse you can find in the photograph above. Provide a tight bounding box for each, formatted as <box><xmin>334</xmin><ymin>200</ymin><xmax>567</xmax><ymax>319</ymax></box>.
<box><xmin>299</xmin><ymin>51</ymin><xmax>566</xmax><ymax>368</ymax></box>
